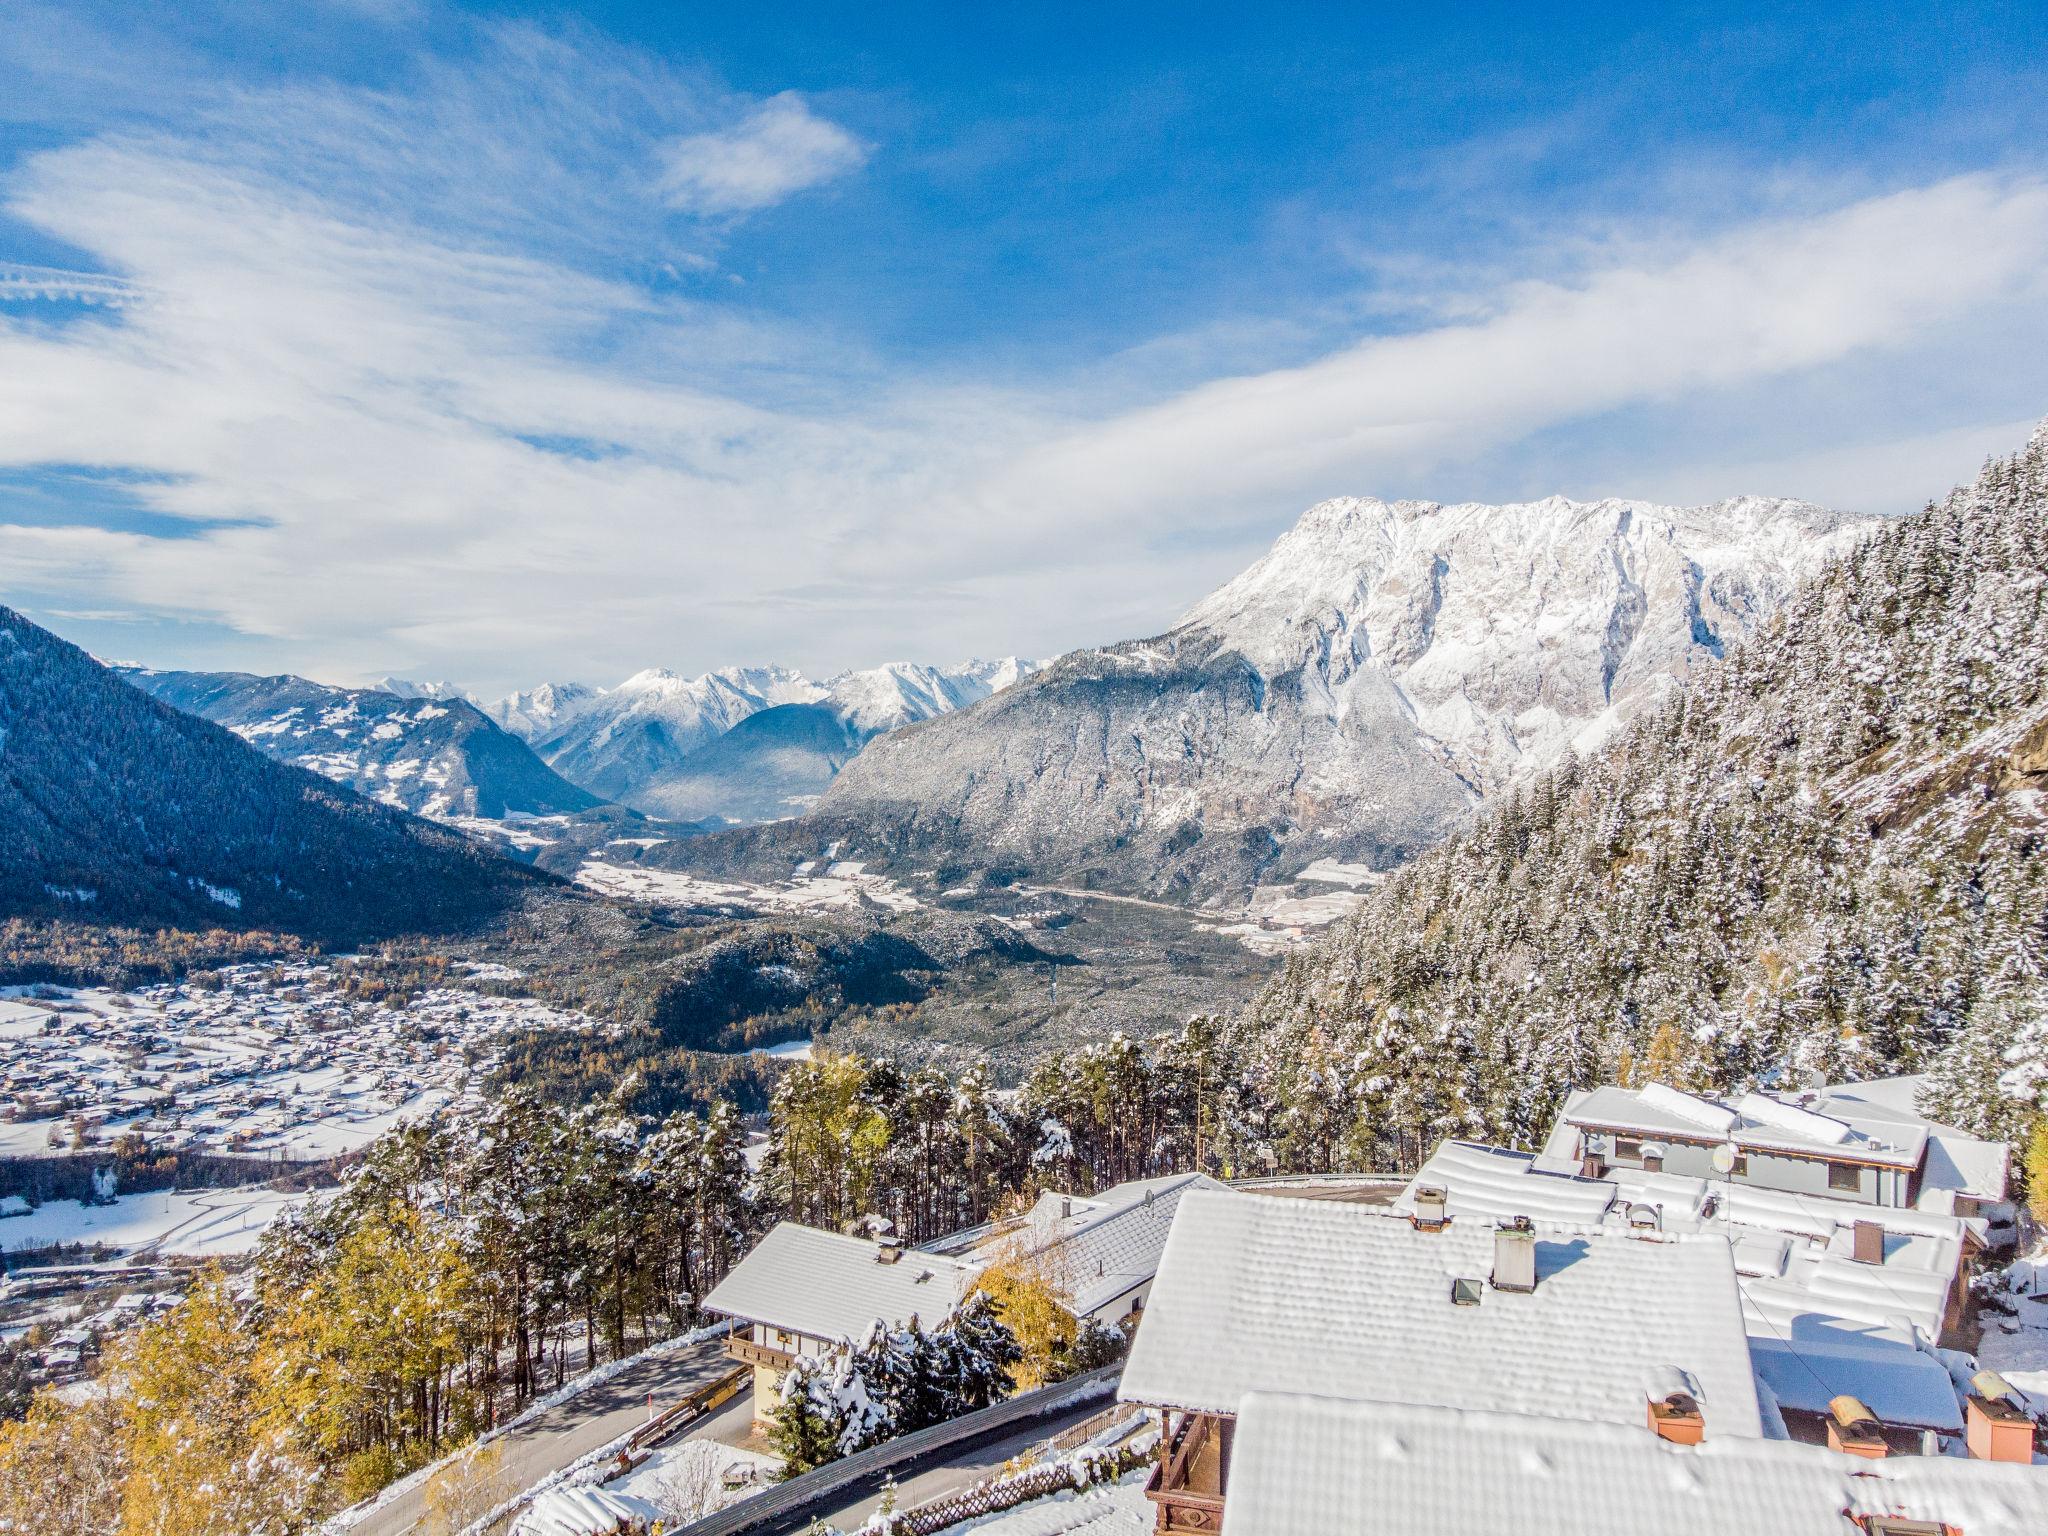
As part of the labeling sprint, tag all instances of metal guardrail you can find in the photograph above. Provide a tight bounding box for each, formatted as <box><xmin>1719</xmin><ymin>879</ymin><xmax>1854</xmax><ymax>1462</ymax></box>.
<box><xmin>629</xmin><ymin>1366</ymin><xmax>750</xmax><ymax>1454</ymax></box>
<box><xmin>671</xmin><ymin>1364</ymin><xmax>1126</xmax><ymax>1536</ymax></box>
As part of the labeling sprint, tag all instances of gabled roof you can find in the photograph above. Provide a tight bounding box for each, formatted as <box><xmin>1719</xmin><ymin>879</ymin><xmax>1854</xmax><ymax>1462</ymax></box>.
<box><xmin>974</xmin><ymin>1171</ymin><xmax>1230</xmax><ymax>1316</ymax></box>
<box><xmin>699</xmin><ymin>1223</ymin><xmax>978</xmax><ymax>1344</ymax></box>
<box><xmin>1117</xmin><ymin>1190</ymin><xmax>1762</xmax><ymax>1437</ymax></box>
<box><xmin>1220</xmin><ymin>1394</ymin><xmax>2048</xmax><ymax>1536</ymax></box>
<box><xmin>1397</xmin><ymin>1139</ymin><xmax>1973</xmax><ymax>1433</ymax></box>
<box><xmin>1557</xmin><ymin>1077</ymin><xmax>2013</xmax><ymax>1183</ymax></box>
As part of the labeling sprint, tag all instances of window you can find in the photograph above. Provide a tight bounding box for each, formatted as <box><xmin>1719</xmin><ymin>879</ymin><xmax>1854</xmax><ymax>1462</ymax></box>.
<box><xmin>1829</xmin><ymin>1162</ymin><xmax>1862</xmax><ymax>1194</ymax></box>
<box><xmin>1730</xmin><ymin>1154</ymin><xmax>1748</xmax><ymax>1178</ymax></box>
<box><xmin>1614</xmin><ymin>1137</ymin><xmax>1642</xmax><ymax>1162</ymax></box>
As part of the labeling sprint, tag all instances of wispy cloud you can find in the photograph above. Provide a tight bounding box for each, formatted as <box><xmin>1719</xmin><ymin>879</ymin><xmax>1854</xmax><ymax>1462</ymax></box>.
<box><xmin>0</xmin><ymin>22</ymin><xmax>2043</xmax><ymax>692</ymax></box>
<box><xmin>657</xmin><ymin>93</ymin><xmax>869</xmax><ymax>216</ymax></box>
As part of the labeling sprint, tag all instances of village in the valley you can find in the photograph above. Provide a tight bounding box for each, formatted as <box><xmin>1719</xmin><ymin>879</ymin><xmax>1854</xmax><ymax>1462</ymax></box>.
<box><xmin>0</xmin><ymin>964</ymin><xmax>613</xmax><ymax>1405</ymax></box>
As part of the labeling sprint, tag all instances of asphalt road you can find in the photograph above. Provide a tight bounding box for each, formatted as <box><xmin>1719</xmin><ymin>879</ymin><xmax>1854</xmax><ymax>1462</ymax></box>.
<box><xmin>351</xmin><ymin>1335</ymin><xmax>738</xmax><ymax>1536</ymax></box>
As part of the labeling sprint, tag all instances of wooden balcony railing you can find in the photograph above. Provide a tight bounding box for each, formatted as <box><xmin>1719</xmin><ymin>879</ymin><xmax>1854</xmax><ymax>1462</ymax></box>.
<box><xmin>724</xmin><ymin>1335</ymin><xmax>796</xmax><ymax>1372</ymax></box>
<box><xmin>1145</xmin><ymin>1412</ymin><xmax>1229</xmax><ymax>1534</ymax></box>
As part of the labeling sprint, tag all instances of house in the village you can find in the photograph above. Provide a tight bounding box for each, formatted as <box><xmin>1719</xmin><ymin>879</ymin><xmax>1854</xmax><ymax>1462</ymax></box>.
<box><xmin>928</xmin><ymin>1171</ymin><xmax>1230</xmax><ymax>1326</ymax></box>
<box><xmin>701</xmin><ymin>1223</ymin><xmax>982</xmax><ymax>1422</ymax></box>
<box><xmin>1547</xmin><ymin>1078</ymin><xmax>2010</xmax><ymax>1224</ymax></box>
<box><xmin>704</xmin><ymin>1172</ymin><xmax>1222</xmax><ymax>1424</ymax></box>
<box><xmin>1117</xmin><ymin>1188</ymin><xmax>1768</xmax><ymax>1536</ymax></box>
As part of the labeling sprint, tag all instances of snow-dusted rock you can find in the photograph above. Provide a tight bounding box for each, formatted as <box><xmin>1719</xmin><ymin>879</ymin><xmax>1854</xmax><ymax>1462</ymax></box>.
<box><xmin>816</xmin><ymin>493</ymin><xmax>1871</xmax><ymax>899</ymax></box>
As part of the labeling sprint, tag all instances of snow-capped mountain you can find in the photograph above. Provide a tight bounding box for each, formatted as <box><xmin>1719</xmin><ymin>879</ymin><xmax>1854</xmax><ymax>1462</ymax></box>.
<box><xmin>621</xmin><ymin>658</ymin><xmax>1045</xmax><ymax>823</ymax></box>
<box><xmin>493</xmin><ymin>657</ymin><xmax>1041</xmax><ymax>822</ymax></box>
<box><xmin>812</xmin><ymin>493</ymin><xmax>1875</xmax><ymax>899</ymax></box>
<box><xmin>483</xmin><ymin>680</ymin><xmax>603</xmax><ymax>743</ymax></box>
<box><xmin>523</xmin><ymin>665</ymin><xmax>828</xmax><ymax>807</ymax></box>
<box><xmin>370</xmin><ymin>676</ymin><xmax>472</xmax><ymax>703</ymax></box>
<box><xmin>121</xmin><ymin>669</ymin><xmax>601</xmax><ymax>823</ymax></box>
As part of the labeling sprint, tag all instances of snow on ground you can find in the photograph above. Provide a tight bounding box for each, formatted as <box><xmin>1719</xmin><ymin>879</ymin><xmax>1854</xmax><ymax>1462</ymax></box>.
<box><xmin>749</xmin><ymin>1040</ymin><xmax>813</xmax><ymax>1061</ymax></box>
<box><xmin>0</xmin><ymin>966</ymin><xmax>609</xmax><ymax>1169</ymax></box>
<box><xmin>1979</xmin><ymin>1242</ymin><xmax>2048</xmax><ymax>1411</ymax></box>
<box><xmin>0</xmin><ymin>1186</ymin><xmax>310</xmax><ymax>1258</ymax></box>
<box><xmin>600</xmin><ymin>1439</ymin><xmax>777</xmax><ymax>1524</ymax></box>
<box><xmin>575</xmin><ymin>858</ymin><xmax>921</xmax><ymax>915</ymax></box>
<box><xmin>914</xmin><ymin>1474</ymin><xmax>1152</xmax><ymax>1536</ymax></box>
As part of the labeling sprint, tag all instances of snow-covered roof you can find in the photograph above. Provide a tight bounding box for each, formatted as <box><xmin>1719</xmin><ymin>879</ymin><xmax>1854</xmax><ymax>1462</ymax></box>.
<box><xmin>1395</xmin><ymin>1140</ymin><xmax>1974</xmax><ymax>1432</ymax></box>
<box><xmin>1559</xmin><ymin>1077</ymin><xmax>2011</xmax><ymax>1185</ymax></box>
<box><xmin>1746</xmin><ymin>1334</ymin><xmax>1963</xmax><ymax>1432</ymax></box>
<box><xmin>513</xmin><ymin>1488</ymin><xmax>664</xmax><ymax>1536</ymax></box>
<box><xmin>1219</xmin><ymin>1394</ymin><xmax>2048</xmax><ymax>1536</ymax></box>
<box><xmin>1117</xmin><ymin>1190</ymin><xmax>1762</xmax><ymax>1437</ymax></box>
<box><xmin>700</xmin><ymin>1223</ymin><xmax>978</xmax><ymax>1344</ymax></box>
<box><xmin>967</xmin><ymin>1172</ymin><xmax>1229</xmax><ymax>1317</ymax></box>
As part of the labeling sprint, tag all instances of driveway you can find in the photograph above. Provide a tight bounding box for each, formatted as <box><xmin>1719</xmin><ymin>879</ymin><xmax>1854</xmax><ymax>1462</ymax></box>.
<box><xmin>350</xmin><ymin>1335</ymin><xmax>738</xmax><ymax>1536</ymax></box>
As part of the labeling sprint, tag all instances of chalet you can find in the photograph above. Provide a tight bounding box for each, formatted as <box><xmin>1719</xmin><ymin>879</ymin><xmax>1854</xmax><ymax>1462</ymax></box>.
<box><xmin>700</xmin><ymin>1224</ymin><xmax>980</xmax><ymax>1422</ymax></box>
<box><xmin>927</xmin><ymin>1171</ymin><xmax>1231</xmax><ymax>1325</ymax></box>
<box><xmin>1397</xmin><ymin>1139</ymin><xmax>1987</xmax><ymax>1446</ymax></box>
<box><xmin>1218</xmin><ymin>1394</ymin><xmax>2048</xmax><ymax>1536</ymax></box>
<box><xmin>1547</xmin><ymin>1078</ymin><xmax>2010</xmax><ymax>1223</ymax></box>
<box><xmin>1118</xmin><ymin>1189</ymin><xmax>1764</xmax><ymax>1536</ymax></box>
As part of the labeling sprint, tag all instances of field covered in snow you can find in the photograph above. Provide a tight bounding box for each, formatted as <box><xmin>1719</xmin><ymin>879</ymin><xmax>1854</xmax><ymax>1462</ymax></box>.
<box><xmin>0</xmin><ymin>1185</ymin><xmax>309</xmax><ymax>1258</ymax></box>
<box><xmin>574</xmin><ymin>856</ymin><xmax>921</xmax><ymax>915</ymax></box>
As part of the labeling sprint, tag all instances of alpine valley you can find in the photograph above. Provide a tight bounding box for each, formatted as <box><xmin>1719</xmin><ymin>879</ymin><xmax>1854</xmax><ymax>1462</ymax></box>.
<box><xmin>651</xmin><ymin>491</ymin><xmax>1871</xmax><ymax>904</ymax></box>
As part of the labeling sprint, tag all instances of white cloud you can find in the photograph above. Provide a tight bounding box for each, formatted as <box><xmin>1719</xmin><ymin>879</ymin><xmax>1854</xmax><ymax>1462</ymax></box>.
<box><xmin>0</xmin><ymin>79</ymin><xmax>2043</xmax><ymax>695</ymax></box>
<box><xmin>656</xmin><ymin>93</ymin><xmax>868</xmax><ymax>216</ymax></box>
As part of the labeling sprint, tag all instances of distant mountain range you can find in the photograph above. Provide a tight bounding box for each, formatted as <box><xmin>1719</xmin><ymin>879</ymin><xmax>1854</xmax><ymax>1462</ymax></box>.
<box><xmin>121</xmin><ymin>669</ymin><xmax>600</xmax><ymax>823</ymax></box>
<box><xmin>485</xmin><ymin>658</ymin><xmax>1041</xmax><ymax>823</ymax></box>
<box><xmin>743</xmin><ymin>492</ymin><xmax>1875</xmax><ymax>901</ymax></box>
<box><xmin>0</xmin><ymin>607</ymin><xmax>546</xmax><ymax>941</ymax></box>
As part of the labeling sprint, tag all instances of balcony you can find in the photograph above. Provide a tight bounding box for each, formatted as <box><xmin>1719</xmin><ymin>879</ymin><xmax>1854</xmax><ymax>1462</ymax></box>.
<box><xmin>1145</xmin><ymin>1412</ymin><xmax>1230</xmax><ymax>1534</ymax></box>
<box><xmin>724</xmin><ymin>1335</ymin><xmax>796</xmax><ymax>1372</ymax></box>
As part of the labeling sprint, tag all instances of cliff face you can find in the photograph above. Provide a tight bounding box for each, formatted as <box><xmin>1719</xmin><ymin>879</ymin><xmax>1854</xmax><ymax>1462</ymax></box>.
<box><xmin>817</xmin><ymin>493</ymin><xmax>1871</xmax><ymax>900</ymax></box>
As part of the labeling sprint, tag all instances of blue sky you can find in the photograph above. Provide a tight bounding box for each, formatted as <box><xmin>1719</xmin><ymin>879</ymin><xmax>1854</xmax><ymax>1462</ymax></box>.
<box><xmin>1</xmin><ymin>1</ymin><xmax>2046</xmax><ymax>692</ymax></box>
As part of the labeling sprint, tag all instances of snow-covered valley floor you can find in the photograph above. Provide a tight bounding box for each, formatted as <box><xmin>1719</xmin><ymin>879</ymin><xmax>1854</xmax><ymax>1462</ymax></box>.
<box><xmin>0</xmin><ymin>962</ymin><xmax>610</xmax><ymax>1166</ymax></box>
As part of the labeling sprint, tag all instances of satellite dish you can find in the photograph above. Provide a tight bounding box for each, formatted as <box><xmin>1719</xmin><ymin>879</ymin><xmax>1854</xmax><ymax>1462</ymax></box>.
<box><xmin>1711</xmin><ymin>1143</ymin><xmax>1738</xmax><ymax>1175</ymax></box>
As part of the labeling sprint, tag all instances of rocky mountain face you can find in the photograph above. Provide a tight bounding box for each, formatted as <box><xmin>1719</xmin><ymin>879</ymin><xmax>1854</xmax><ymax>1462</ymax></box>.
<box><xmin>0</xmin><ymin>607</ymin><xmax>547</xmax><ymax>941</ymax></box>
<box><xmin>1234</xmin><ymin>421</ymin><xmax>2048</xmax><ymax>1163</ymax></box>
<box><xmin>121</xmin><ymin>669</ymin><xmax>601</xmax><ymax>822</ymax></box>
<box><xmin>497</xmin><ymin>658</ymin><xmax>1039</xmax><ymax>823</ymax></box>
<box><xmin>813</xmin><ymin>493</ymin><xmax>1872</xmax><ymax>901</ymax></box>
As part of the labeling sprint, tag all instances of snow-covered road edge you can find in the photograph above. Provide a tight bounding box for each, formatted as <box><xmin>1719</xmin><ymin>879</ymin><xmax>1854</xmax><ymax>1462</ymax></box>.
<box><xmin>320</xmin><ymin>1322</ymin><xmax>732</xmax><ymax>1533</ymax></box>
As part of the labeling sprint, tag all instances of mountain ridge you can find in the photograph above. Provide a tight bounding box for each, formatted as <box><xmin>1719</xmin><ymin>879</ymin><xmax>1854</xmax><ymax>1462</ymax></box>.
<box><xmin>801</xmin><ymin>490</ymin><xmax>1871</xmax><ymax>900</ymax></box>
<box><xmin>1232</xmin><ymin>423</ymin><xmax>2048</xmax><ymax>1163</ymax></box>
<box><xmin>121</xmin><ymin>667</ymin><xmax>601</xmax><ymax>822</ymax></box>
<box><xmin>0</xmin><ymin>608</ymin><xmax>549</xmax><ymax>942</ymax></box>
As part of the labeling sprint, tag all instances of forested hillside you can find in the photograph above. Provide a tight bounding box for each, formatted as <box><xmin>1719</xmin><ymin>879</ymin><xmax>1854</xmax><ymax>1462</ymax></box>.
<box><xmin>121</xmin><ymin>667</ymin><xmax>601</xmax><ymax>821</ymax></box>
<box><xmin>0</xmin><ymin>608</ymin><xmax>549</xmax><ymax>942</ymax></box>
<box><xmin>1237</xmin><ymin>422</ymin><xmax>2048</xmax><ymax>1166</ymax></box>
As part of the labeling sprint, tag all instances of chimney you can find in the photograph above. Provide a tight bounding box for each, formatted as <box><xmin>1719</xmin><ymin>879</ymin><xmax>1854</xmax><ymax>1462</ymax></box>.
<box><xmin>1965</xmin><ymin>1371</ymin><xmax>2035</xmax><ymax>1463</ymax></box>
<box><xmin>1647</xmin><ymin>1391</ymin><xmax>1705</xmax><ymax>1445</ymax></box>
<box><xmin>1852</xmin><ymin>1220</ymin><xmax>1885</xmax><ymax>1265</ymax></box>
<box><xmin>874</xmin><ymin>1233</ymin><xmax>906</xmax><ymax>1265</ymax></box>
<box><xmin>1826</xmin><ymin>1395</ymin><xmax>1888</xmax><ymax>1459</ymax></box>
<box><xmin>1060</xmin><ymin>1197</ymin><xmax>1072</xmax><ymax>1219</ymax></box>
<box><xmin>1412</xmin><ymin>1185</ymin><xmax>1449</xmax><ymax>1233</ymax></box>
<box><xmin>1640</xmin><ymin>1143</ymin><xmax>1665</xmax><ymax>1175</ymax></box>
<box><xmin>1491</xmin><ymin>1216</ymin><xmax>1537</xmax><ymax>1293</ymax></box>
<box><xmin>1581</xmin><ymin>1151</ymin><xmax>1607</xmax><ymax>1179</ymax></box>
